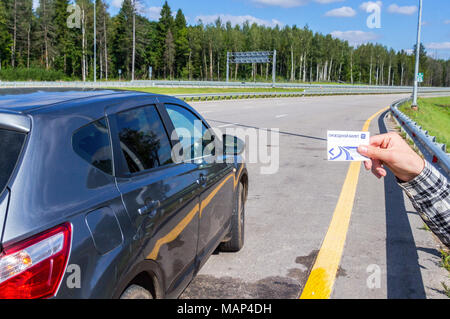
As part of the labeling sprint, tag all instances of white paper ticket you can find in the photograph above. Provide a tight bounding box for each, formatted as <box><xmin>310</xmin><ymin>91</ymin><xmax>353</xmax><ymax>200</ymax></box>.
<box><xmin>327</xmin><ymin>131</ymin><xmax>370</xmax><ymax>161</ymax></box>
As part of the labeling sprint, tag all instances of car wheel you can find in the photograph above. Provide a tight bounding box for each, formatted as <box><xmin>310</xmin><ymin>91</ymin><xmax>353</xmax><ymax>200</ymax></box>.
<box><xmin>120</xmin><ymin>284</ymin><xmax>153</xmax><ymax>299</ymax></box>
<box><xmin>220</xmin><ymin>181</ymin><xmax>245</xmax><ymax>252</ymax></box>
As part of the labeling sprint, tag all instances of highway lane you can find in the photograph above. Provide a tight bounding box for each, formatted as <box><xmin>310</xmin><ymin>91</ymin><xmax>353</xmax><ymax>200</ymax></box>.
<box><xmin>179</xmin><ymin>94</ymin><xmax>449</xmax><ymax>299</ymax></box>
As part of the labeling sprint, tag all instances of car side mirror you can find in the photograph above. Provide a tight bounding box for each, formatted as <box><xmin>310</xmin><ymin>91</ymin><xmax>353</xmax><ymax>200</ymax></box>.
<box><xmin>222</xmin><ymin>134</ymin><xmax>245</xmax><ymax>156</ymax></box>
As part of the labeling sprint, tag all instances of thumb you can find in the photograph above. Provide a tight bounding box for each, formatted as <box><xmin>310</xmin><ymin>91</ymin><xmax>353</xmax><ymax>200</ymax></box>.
<box><xmin>358</xmin><ymin>145</ymin><xmax>389</xmax><ymax>161</ymax></box>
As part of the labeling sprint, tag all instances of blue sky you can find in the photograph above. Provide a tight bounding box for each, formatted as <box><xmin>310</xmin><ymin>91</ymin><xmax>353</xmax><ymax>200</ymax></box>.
<box><xmin>105</xmin><ymin>0</ymin><xmax>450</xmax><ymax>59</ymax></box>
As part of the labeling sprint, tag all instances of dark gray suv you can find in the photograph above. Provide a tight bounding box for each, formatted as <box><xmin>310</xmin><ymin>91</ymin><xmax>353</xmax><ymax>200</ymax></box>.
<box><xmin>0</xmin><ymin>89</ymin><xmax>248</xmax><ymax>299</ymax></box>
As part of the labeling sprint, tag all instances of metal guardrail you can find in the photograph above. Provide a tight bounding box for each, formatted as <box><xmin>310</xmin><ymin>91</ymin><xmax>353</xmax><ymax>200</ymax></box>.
<box><xmin>175</xmin><ymin>89</ymin><xmax>450</xmax><ymax>102</ymax></box>
<box><xmin>175</xmin><ymin>91</ymin><xmax>306</xmax><ymax>101</ymax></box>
<box><xmin>390</xmin><ymin>98</ymin><xmax>450</xmax><ymax>175</ymax></box>
<box><xmin>1</xmin><ymin>79</ymin><xmax>450</xmax><ymax>93</ymax></box>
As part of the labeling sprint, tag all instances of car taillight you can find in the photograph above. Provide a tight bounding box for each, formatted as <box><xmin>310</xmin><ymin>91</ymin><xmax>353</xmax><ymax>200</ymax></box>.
<box><xmin>0</xmin><ymin>223</ymin><xmax>71</xmax><ymax>299</ymax></box>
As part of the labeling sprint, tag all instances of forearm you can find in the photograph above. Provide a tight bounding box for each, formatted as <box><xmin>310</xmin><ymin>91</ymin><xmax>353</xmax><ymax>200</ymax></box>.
<box><xmin>397</xmin><ymin>161</ymin><xmax>450</xmax><ymax>247</ymax></box>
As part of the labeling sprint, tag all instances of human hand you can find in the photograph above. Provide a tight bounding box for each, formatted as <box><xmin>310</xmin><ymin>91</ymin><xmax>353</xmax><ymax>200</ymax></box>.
<box><xmin>357</xmin><ymin>132</ymin><xmax>425</xmax><ymax>182</ymax></box>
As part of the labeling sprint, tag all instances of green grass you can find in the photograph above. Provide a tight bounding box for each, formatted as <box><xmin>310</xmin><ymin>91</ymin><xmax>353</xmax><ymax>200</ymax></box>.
<box><xmin>441</xmin><ymin>250</ymin><xmax>450</xmax><ymax>272</ymax></box>
<box><xmin>442</xmin><ymin>282</ymin><xmax>450</xmax><ymax>298</ymax></box>
<box><xmin>399</xmin><ymin>96</ymin><xmax>450</xmax><ymax>152</ymax></box>
<box><xmin>440</xmin><ymin>250</ymin><xmax>450</xmax><ymax>298</ymax></box>
<box><xmin>115</xmin><ymin>87</ymin><xmax>305</xmax><ymax>95</ymax></box>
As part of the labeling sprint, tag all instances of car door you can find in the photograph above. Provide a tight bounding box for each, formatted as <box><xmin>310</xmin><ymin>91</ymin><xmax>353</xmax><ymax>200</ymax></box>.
<box><xmin>164</xmin><ymin>103</ymin><xmax>234</xmax><ymax>268</ymax></box>
<box><xmin>108</xmin><ymin>103</ymin><xmax>200</xmax><ymax>297</ymax></box>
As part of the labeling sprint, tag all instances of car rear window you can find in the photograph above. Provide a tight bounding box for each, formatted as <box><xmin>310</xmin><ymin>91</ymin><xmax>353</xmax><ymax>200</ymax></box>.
<box><xmin>115</xmin><ymin>105</ymin><xmax>173</xmax><ymax>174</ymax></box>
<box><xmin>0</xmin><ymin>129</ymin><xmax>26</xmax><ymax>194</ymax></box>
<box><xmin>72</xmin><ymin>118</ymin><xmax>113</xmax><ymax>175</ymax></box>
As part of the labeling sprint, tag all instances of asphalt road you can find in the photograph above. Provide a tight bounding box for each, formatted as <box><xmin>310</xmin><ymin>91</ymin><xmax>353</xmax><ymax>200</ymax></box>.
<box><xmin>179</xmin><ymin>94</ymin><xmax>449</xmax><ymax>299</ymax></box>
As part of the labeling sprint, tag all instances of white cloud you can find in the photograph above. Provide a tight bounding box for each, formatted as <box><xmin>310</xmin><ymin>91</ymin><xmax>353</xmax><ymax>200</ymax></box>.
<box><xmin>444</xmin><ymin>20</ymin><xmax>450</xmax><ymax>24</ymax></box>
<box><xmin>387</xmin><ymin>4</ymin><xmax>417</xmax><ymax>15</ymax></box>
<box><xmin>325</xmin><ymin>6</ymin><xmax>356</xmax><ymax>17</ymax></box>
<box><xmin>251</xmin><ymin>0</ymin><xmax>308</xmax><ymax>8</ymax></box>
<box><xmin>146</xmin><ymin>7</ymin><xmax>162</xmax><ymax>21</ymax></box>
<box><xmin>331</xmin><ymin>30</ymin><xmax>380</xmax><ymax>46</ymax></box>
<box><xmin>195</xmin><ymin>14</ymin><xmax>283</xmax><ymax>27</ymax></box>
<box><xmin>425</xmin><ymin>42</ymin><xmax>450</xmax><ymax>50</ymax></box>
<box><xmin>111</xmin><ymin>0</ymin><xmax>123</xmax><ymax>9</ymax></box>
<box><xmin>359</xmin><ymin>1</ymin><xmax>382</xmax><ymax>11</ymax></box>
<box><xmin>251</xmin><ymin>0</ymin><xmax>344</xmax><ymax>7</ymax></box>
<box><xmin>32</xmin><ymin>0</ymin><xmax>39</xmax><ymax>10</ymax></box>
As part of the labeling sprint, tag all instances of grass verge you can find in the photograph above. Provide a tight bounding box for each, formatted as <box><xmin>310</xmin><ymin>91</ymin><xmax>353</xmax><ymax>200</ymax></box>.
<box><xmin>399</xmin><ymin>96</ymin><xmax>450</xmax><ymax>152</ymax></box>
<box><xmin>117</xmin><ymin>87</ymin><xmax>304</xmax><ymax>95</ymax></box>
<box><xmin>441</xmin><ymin>250</ymin><xmax>450</xmax><ymax>298</ymax></box>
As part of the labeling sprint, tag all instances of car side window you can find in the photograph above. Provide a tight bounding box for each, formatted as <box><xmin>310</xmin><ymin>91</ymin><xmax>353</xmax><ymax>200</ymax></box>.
<box><xmin>72</xmin><ymin>118</ymin><xmax>113</xmax><ymax>175</ymax></box>
<box><xmin>115</xmin><ymin>105</ymin><xmax>173</xmax><ymax>174</ymax></box>
<box><xmin>165</xmin><ymin>104</ymin><xmax>213</xmax><ymax>160</ymax></box>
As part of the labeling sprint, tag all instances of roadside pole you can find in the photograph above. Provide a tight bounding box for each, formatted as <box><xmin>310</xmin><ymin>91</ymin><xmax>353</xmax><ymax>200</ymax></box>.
<box><xmin>226</xmin><ymin>52</ymin><xmax>230</xmax><ymax>83</ymax></box>
<box><xmin>412</xmin><ymin>0</ymin><xmax>423</xmax><ymax>109</ymax></box>
<box><xmin>94</xmin><ymin>0</ymin><xmax>96</xmax><ymax>82</ymax></box>
<box><xmin>272</xmin><ymin>50</ymin><xmax>277</xmax><ymax>87</ymax></box>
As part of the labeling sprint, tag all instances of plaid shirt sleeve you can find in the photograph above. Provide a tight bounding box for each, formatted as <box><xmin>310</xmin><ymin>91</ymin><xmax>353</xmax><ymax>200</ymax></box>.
<box><xmin>397</xmin><ymin>161</ymin><xmax>450</xmax><ymax>247</ymax></box>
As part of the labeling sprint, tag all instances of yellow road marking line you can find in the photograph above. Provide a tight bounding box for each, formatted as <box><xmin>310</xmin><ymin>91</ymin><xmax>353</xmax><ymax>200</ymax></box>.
<box><xmin>147</xmin><ymin>163</ymin><xmax>245</xmax><ymax>260</ymax></box>
<box><xmin>300</xmin><ymin>107</ymin><xmax>388</xmax><ymax>299</ymax></box>
<box><xmin>363</xmin><ymin>107</ymin><xmax>389</xmax><ymax>132</ymax></box>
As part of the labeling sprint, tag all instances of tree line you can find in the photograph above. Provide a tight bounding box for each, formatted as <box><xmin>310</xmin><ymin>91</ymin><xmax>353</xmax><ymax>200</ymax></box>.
<box><xmin>0</xmin><ymin>0</ymin><xmax>449</xmax><ymax>86</ymax></box>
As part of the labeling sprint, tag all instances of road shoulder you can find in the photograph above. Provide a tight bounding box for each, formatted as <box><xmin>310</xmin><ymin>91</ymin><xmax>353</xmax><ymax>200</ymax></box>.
<box><xmin>332</xmin><ymin>111</ymin><xmax>449</xmax><ymax>299</ymax></box>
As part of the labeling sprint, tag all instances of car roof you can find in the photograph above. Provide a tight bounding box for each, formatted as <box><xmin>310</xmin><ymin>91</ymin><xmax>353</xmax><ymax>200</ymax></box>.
<box><xmin>0</xmin><ymin>88</ymin><xmax>157</xmax><ymax>113</ymax></box>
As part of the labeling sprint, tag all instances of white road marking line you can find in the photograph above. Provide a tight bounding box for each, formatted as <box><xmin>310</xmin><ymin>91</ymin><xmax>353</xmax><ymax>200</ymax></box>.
<box><xmin>275</xmin><ymin>114</ymin><xmax>288</xmax><ymax>118</ymax></box>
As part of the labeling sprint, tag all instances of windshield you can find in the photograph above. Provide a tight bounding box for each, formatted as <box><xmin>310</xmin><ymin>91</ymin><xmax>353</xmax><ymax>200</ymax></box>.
<box><xmin>0</xmin><ymin>129</ymin><xmax>26</xmax><ymax>195</ymax></box>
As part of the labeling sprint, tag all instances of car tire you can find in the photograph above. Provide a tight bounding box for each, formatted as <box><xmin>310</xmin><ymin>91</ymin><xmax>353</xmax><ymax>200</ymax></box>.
<box><xmin>220</xmin><ymin>181</ymin><xmax>245</xmax><ymax>252</ymax></box>
<box><xmin>120</xmin><ymin>284</ymin><xmax>153</xmax><ymax>299</ymax></box>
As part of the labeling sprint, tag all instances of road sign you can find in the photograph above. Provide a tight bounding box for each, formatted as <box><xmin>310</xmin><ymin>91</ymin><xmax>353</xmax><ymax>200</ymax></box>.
<box><xmin>417</xmin><ymin>73</ymin><xmax>424</xmax><ymax>83</ymax></box>
<box><xmin>226</xmin><ymin>50</ymin><xmax>277</xmax><ymax>84</ymax></box>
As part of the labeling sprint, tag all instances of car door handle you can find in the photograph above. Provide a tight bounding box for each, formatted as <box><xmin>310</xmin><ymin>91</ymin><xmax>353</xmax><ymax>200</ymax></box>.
<box><xmin>138</xmin><ymin>200</ymin><xmax>161</xmax><ymax>216</ymax></box>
